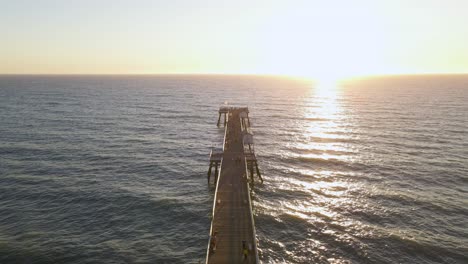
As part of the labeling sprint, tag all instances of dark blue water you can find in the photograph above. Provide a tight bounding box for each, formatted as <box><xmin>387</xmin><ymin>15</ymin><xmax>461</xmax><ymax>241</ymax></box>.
<box><xmin>1</xmin><ymin>75</ymin><xmax>467</xmax><ymax>263</ymax></box>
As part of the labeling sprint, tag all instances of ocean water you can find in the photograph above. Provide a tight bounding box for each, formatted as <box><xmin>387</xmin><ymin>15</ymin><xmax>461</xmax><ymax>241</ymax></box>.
<box><xmin>0</xmin><ymin>75</ymin><xmax>467</xmax><ymax>264</ymax></box>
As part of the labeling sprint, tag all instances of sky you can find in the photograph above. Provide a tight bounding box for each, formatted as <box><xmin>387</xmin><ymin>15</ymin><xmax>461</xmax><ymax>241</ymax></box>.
<box><xmin>1</xmin><ymin>0</ymin><xmax>468</xmax><ymax>79</ymax></box>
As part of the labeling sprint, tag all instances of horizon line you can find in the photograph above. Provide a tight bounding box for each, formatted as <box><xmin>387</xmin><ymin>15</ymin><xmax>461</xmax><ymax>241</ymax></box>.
<box><xmin>1</xmin><ymin>72</ymin><xmax>468</xmax><ymax>79</ymax></box>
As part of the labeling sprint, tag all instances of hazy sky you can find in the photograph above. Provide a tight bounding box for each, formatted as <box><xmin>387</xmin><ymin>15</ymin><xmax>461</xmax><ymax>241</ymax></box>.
<box><xmin>2</xmin><ymin>0</ymin><xmax>468</xmax><ymax>78</ymax></box>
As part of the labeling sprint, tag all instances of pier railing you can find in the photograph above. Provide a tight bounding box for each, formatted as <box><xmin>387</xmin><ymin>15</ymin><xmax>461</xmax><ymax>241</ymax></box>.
<box><xmin>205</xmin><ymin>154</ymin><xmax>224</xmax><ymax>263</ymax></box>
<box><xmin>244</xmin><ymin>146</ymin><xmax>260</xmax><ymax>263</ymax></box>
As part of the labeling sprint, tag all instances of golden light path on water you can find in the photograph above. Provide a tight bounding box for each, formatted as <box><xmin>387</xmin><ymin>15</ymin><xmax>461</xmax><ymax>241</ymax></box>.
<box><xmin>294</xmin><ymin>80</ymin><xmax>354</xmax><ymax>220</ymax></box>
<box><xmin>257</xmin><ymin>78</ymin><xmax>373</xmax><ymax>262</ymax></box>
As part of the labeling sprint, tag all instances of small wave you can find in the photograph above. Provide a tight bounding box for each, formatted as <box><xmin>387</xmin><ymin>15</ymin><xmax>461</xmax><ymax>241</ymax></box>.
<box><xmin>293</xmin><ymin>155</ymin><xmax>367</xmax><ymax>171</ymax></box>
<box><xmin>309</xmin><ymin>136</ymin><xmax>359</xmax><ymax>144</ymax></box>
<box><xmin>368</xmin><ymin>232</ymin><xmax>468</xmax><ymax>263</ymax></box>
<box><xmin>288</xmin><ymin>146</ymin><xmax>356</xmax><ymax>156</ymax></box>
<box><xmin>302</xmin><ymin>117</ymin><xmax>332</xmax><ymax>122</ymax></box>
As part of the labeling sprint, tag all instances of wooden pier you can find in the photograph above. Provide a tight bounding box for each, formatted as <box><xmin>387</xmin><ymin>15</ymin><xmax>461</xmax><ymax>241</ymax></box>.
<box><xmin>206</xmin><ymin>107</ymin><xmax>262</xmax><ymax>263</ymax></box>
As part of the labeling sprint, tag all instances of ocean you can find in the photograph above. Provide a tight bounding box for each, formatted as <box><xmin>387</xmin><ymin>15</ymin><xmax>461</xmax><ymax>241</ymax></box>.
<box><xmin>0</xmin><ymin>75</ymin><xmax>467</xmax><ymax>263</ymax></box>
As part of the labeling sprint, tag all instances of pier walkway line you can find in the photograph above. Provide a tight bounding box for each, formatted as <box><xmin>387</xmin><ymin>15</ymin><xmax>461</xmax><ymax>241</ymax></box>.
<box><xmin>206</xmin><ymin>108</ymin><xmax>258</xmax><ymax>263</ymax></box>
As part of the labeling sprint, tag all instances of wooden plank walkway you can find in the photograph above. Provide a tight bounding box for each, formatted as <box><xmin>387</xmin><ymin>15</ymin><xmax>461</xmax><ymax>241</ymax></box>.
<box><xmin>206</xmin><ymin>108</ymin><xmax>258</xmax><ymax>263</ymax></box>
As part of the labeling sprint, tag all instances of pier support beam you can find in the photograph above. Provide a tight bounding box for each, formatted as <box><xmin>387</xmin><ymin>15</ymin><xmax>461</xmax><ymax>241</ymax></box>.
<box><xmin>208</xmin><ymin>162</ymin><xmax>213</xmax><ymax>183</ymax></box>
<box><xmin>217</xmin><ymin>113</ymin><xmax>221</xmax><ymax>127</ymax></box>
<box><xmin>246</xmin><ymin>160</ymin><xmax>263</xmax><ymax>185</ymax></box>
<box><xmin>249</xmin><ymin>162</ymin><xmax>255</xmax><ymax>186</ymax></box>
<box><xmin>208</xmin><ymin>161</ymin><xmax>221</xmax><ymax>185</ymax></box>
<box><xmin>214</xmin><ymin>162</ymin><xmax>219</xmax><ymax>184</ymax></box>
<box><xmin>240</xmin><ymin>117</ymin><xmax>250</xmax><ymax>131</ymax></box>
<box><xmin>255</xmin><ymin>162</ymin><xmax>263</xmax><ymax>183</ymax></box>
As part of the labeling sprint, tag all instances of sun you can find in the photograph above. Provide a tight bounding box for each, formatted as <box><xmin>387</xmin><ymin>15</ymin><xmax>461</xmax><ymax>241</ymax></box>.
<box><xmin>252</xmin><ymin>1</ymin><xmax>391</xmax><ymax>80</ymax></box>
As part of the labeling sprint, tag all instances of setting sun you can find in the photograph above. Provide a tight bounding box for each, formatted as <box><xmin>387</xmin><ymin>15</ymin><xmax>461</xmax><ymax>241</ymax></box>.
<box><xmin>255</xmin><ymin>1</ymin><xmax>390</xmax><ymax>80</ymax></box>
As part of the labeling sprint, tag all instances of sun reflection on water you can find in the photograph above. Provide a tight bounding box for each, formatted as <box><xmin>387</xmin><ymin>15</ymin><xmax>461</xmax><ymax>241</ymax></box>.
<box><xmin>279</xmin><ymin>79</ymin><xmax>366</xmax><ymax>249</ymax></box>
<box><xmin>257</xmin><ymin>78</ymin><xmax>371</xmax><ymax>262</ymax></box>
<box><xmin>300</xmin><ymin>80</ymin><xmax>354</xmax><ymax>158</ymax></box>
<box><xmin>305</xmin><ymin>80</ymin><xmax>341</xmax><ymax>127</ymax></box>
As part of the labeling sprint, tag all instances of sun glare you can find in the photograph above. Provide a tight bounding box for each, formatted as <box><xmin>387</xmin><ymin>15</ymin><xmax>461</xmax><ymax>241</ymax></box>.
<box><xmin>255</xmin><ymin>1</ymin><xmax>393</xmax><ymax>80</ymax></box>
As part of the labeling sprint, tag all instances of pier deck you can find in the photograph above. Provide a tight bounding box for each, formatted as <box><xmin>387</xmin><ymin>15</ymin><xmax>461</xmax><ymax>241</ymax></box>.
<box><xmin>206</xmin><ymin>108</ymin><xmax>258</xmax><ymax>263</ymax></box>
